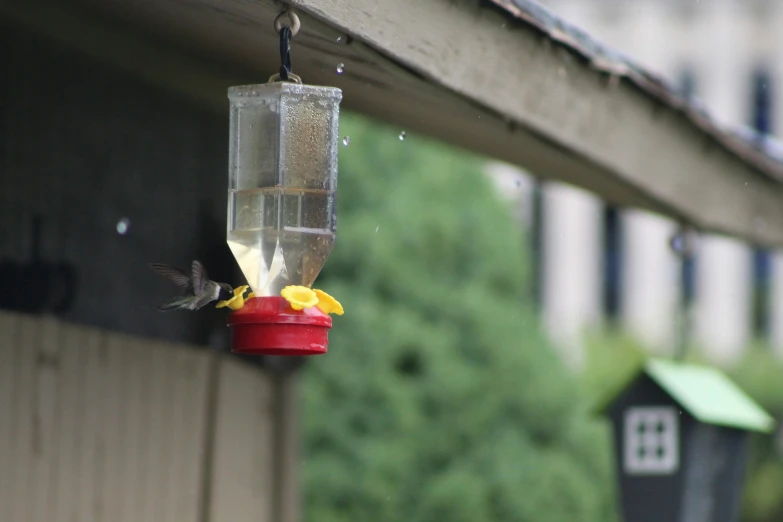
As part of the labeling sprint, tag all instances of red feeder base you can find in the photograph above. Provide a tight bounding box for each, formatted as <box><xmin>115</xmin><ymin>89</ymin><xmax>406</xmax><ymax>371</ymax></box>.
<box><xmin>227</xmin><ymin>296</ymin><xmax>332</xmax><ymax>356</ymax></box>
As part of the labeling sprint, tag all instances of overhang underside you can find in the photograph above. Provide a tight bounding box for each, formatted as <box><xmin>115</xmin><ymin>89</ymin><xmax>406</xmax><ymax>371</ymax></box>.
<box><xmin>4</xmin><ymin>0</ymin><xmax>783</xmax><ymax>247</ymax></box>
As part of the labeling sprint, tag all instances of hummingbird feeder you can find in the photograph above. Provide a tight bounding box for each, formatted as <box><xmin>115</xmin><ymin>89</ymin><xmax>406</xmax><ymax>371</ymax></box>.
<box><xmin>224</xmin><ymin>9</ymin><xmax>343</xmax><ymax>356</ymax></box>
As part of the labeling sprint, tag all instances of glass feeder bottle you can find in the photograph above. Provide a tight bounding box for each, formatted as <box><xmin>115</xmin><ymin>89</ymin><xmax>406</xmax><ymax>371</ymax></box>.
<box><xmin>225</xmin><ymin>81</ymin><xmax>342</xmax><ymax>357</ymax></box>
<box><xmin>227</xmin><ymin>82</ymin><xmax>342</xmax><ymax>296</ymax></box>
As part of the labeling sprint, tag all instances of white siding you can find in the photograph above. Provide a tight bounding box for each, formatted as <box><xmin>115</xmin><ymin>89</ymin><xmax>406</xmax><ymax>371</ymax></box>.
<box><xmin>208</xmin><ymin>357</ymin><xmax>275</xmax><ymax>522</ymax></box>
<box><xmin>0</xmin><ymin>311</ymin><xmax>287</xmax><ymax>522</ymax></box>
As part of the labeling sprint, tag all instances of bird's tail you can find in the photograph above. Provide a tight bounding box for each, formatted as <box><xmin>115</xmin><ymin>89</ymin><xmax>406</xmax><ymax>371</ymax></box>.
<box><xmin>156</xmin><ymin>296</ymin><xmax>191</xmax><ymax>312</ymax></box>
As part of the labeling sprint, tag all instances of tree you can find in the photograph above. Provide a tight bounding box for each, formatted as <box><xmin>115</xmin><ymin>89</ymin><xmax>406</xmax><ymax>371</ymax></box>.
<box><xmin>302</xmin><ymin>113</ymin><xmax>618</xmax><ymax>522</ymax></box>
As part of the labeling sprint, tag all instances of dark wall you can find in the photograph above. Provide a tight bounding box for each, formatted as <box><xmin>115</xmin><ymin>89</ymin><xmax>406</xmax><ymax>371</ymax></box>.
<box><xmin>0</xmin><ymin>23</ymin><xmax>239</xmax><ymax>346</ymax></box>
<box><xmin>608</xmin><ymin>376</ymin><xmax>689</xmax><ymax>522</ymax></box>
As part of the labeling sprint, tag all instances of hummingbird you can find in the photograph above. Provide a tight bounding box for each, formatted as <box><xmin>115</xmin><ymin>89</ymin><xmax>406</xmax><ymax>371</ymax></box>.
<box><xmin>149</xmin><ymin>260</ymin><xmax>234</xmax><ymax>311</ymax></box>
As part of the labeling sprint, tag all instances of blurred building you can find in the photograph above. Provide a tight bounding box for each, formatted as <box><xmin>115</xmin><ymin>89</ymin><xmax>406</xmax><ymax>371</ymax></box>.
<box><xmin>489</xmin><ymin>0</ymin><xmax>783</xmax><ymax>368</ymax></box>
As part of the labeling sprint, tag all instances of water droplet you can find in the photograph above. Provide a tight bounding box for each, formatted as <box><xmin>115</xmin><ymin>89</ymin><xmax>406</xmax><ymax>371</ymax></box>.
<box><xmin>398</xmin><ymin>131</ymin><xmax>407</xmax><ymax>141</ymax></box>
<box><xmin>342</xmin><ymin>136</ymin><xmax>350</xmax><ymax>146</ymax></box>
<box><xmin>669</xmin><ymin>234</ymin><xmax>685</xmax><ymax>254</ymax></box>
<box><xmin>336</xmin><ymin>36</ymin><xmax>342</xmax><ymax>43</ymax></box>
<box><xmin>375</xmin><ymin>225</ymin><xmax>380</xmax><ymax>233</ymax></box>
<box><xmin>670</xmin><ymin>228</ymin><xmax>699</xmax><ymax>258</ymax></box>
<box><xmin>336</xmin><ymin>63</ymin><xmax>345</xmax><ymax>74</ymax></box>
<box><xmin>116</xmin><ymin>217</ymin><xmax>130</xmax><ymax>235</ymax></box>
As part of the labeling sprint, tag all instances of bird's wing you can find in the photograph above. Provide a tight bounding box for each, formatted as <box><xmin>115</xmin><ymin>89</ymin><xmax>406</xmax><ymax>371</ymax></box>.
<box><xmin>149</xmin><ymin>263</ymin><xmax>192</xmax><ymax>290</ymax></box>
<box><xmin>191</xmin><ymin>260</ymin><xmax>208</xmax><ymax>295</ymax></box>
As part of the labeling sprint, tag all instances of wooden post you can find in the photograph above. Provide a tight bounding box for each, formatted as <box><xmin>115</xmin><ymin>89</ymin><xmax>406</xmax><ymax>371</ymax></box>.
<box><xmin>271</xmin><ymin>371</ymin><xmax>302</xmax><ymax>522</ymax></box>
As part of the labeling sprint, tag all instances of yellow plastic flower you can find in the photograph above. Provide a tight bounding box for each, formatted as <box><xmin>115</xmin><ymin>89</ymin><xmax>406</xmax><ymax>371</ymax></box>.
<box><xmin>281</xmin><ymin>285</ymin><xmax>318</xmax><ymax>310</ymax></box>
<box><xmin>216</xmin><ymin>285</ymin><xmax>250</xmax><ymax>311</ymax></box>
<box><xmin>314</xmin><ymin>289</ymin><xmax>344</xmax><ymax>315</ymax></box>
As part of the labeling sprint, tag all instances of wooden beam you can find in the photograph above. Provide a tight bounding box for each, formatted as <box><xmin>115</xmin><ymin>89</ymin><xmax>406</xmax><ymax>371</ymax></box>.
<box><xmin>289</xmin><ymin>0</ymin><xmax>783</xmax><ymax>246</ymax></box>
<box><xmin>5</xmin><ymin>0</ymin><xmax>783</xmax><ymax>246</ymax></box>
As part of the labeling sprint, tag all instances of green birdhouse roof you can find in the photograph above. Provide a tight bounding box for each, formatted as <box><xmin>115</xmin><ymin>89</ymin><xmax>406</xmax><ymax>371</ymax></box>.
<box><xmin>601</xmin><ymin>358</ymin><xmax>776</xmax><ymax>434</ymax></box>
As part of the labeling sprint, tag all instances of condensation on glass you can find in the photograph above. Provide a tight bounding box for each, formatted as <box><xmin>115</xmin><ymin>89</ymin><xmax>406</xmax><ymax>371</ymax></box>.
<box><xmin>227</xmin><ymin>82</ymin><xmax>342</xmax><ymax>296</ymax></box>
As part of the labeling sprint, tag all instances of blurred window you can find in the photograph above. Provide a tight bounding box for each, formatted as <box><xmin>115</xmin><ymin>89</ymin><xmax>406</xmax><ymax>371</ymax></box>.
<box><xmin>603</xmin><ymin>205</ymin><xmax>622</xmax><ymax>321</ymax></box>
<box><xmin>624</xmin><ymin>406</ymin><xmax>680</xmax><ymax>475</ymax></box>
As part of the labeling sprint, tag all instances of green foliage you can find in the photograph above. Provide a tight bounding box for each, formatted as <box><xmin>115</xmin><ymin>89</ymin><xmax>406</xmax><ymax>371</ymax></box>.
<box><xmin>302</xmin><ymin>113</ymin><xmax>618</xmax><ymax>522</ymax></box>
<box><xmin>727</xmin><ymin>346</ymin><xmax>783</xmax><ymax>522</ymax></box>
<box><xmin>728</xmin><ymin>343</ymin><xmax>783</xmax><ymax>413</ymax></box>
<box><xmin>580</xmin><ymin>328</ymin><xmax>648</xmax><ymax>413</ymax></box>
<box><xmin>300</xmin><ymin>111</ymin><xmax>783</xmax><ymax>522</ymax></box>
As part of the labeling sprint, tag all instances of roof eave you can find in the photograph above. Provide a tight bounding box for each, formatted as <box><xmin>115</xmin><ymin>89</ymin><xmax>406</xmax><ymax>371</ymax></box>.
<box><xmin>5</xmin><ymin>0</ymin><xmax>783</xmax><ymax>245</ymax></box>
<box><xmin>290</xmin><ymin>0</ymin><xmax>783</xmax><ymax>247</ymax></box>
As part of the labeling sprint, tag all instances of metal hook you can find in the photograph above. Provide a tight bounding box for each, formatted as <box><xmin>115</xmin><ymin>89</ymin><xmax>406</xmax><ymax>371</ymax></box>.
<box><xmin>274</xmin><ymin>8</ymin><xmax>301</xmax><ymax>37</ymax></box>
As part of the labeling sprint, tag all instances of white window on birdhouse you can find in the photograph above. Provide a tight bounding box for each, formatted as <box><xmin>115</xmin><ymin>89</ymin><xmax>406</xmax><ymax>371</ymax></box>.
<box><xmin>623</xmin><ymin>406</ymin><xmax>679</xmax><ymax>475</ymax></box>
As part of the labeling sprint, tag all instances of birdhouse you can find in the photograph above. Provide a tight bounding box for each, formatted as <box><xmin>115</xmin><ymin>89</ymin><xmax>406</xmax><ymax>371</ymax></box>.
<box><xmin>225</xmin><ymin>81</ymin><xmax>342</xmax><ymax>356</ymax></box>
<box><xmin>600</xmin><ymin>358</ymin><xmax>775</xmax><ymax>522</ymax></box>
